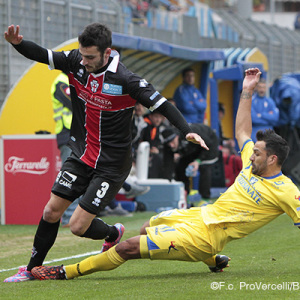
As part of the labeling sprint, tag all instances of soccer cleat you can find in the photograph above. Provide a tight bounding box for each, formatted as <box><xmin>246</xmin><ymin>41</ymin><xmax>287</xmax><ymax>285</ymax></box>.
<box><xmin>100</xmin><ymin>223</ymin><xmax>125</xmax><ymax>253</ymax></box>
<box><xmin>209</xmin><ymin>255</ymin><xmax>230</xmax><ymax>273</ymax></box>
<box><xmin>3</xmin><ymin>267</ymin><xmax>35</xmax><ymax>282</ymax></box>
<box><xmin>31</xmin><ymin>265</ymin><xmax>66</xmax><ymax>280</ymax></box>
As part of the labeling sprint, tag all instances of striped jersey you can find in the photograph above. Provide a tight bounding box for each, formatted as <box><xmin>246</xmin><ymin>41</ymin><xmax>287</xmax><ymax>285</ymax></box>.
<box><xmin>48</xmin><ymin>49</ymin><xmax>166</xmax><ymax>171</ymax></box>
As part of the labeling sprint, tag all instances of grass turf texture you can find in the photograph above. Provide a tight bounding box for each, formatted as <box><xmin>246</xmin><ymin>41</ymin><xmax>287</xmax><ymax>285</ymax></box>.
<box><xmin>0</xmin><ymin>212</ymin><xmax>299</xmax><ymax>299</ymax></box>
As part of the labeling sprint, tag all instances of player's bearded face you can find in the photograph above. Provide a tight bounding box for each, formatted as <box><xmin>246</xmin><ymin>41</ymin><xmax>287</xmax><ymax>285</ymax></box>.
<box><xmin>251</xmin><ymin>142</ymin><xmax>268</xmax><ymax>176</ymax></box>
<box><xmin>79</xmin><ymin>45</ymin><xmax>106</xmax><ymax>73</ymax></box>
<box><xmin>251</xmin><ymin>157</ymin><xmax>268</xmax><ymax>176</ymax></box>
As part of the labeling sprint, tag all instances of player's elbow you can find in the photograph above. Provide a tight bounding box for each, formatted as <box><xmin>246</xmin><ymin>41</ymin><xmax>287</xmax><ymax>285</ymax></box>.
<box><xmin>235</xmin><ymin>129</ymin><xmax>243</xmax><ymax>141</ymax></box>
<box><xmin>235</xmin><ymin>131</ymin><xmax>249</xmax><ymax>149</ymax></box>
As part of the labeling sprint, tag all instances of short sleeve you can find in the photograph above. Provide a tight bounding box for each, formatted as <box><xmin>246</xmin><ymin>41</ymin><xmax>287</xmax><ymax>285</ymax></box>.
<box><xmin>240</xmin><ymin>139</ymin><xmax>254</xmax><ymax>169</ymax></box>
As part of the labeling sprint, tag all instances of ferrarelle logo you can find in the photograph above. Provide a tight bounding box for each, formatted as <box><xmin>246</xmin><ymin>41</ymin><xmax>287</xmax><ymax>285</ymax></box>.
<box><xmin>4</xmin><ymin>156</ymin><xmax>50</xmax><ymax>175</ymax></box>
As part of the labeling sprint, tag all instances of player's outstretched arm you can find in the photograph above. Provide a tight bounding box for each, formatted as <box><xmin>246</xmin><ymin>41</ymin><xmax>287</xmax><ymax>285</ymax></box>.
<box><xmin>4</xmin><ymin>24</ymin><xmax>49</xmax><ymax>64</ymax></box>
<box><xmin>156</xmin><ymin>101</ymin><xmax>209</xmax><ymax>150</ymax></box>
<box><xmin>235</xmin><ymin>68</ymin><xmax>261</xmax><ymax>149</ymax></box>
<box><xmin>4</xmin><ymin>25</ymin><xmax>23</xmax><ymax>44</ymax></box>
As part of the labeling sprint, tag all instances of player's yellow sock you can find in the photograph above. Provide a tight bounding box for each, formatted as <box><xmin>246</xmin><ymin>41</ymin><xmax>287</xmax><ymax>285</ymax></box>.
<box><xmin>203</xmin><ymin>255</ymin><xmax>217</xmax><ymax>267</ymax></box>
<box><xmin>65</xmin><ymin>246</ymin><xmax>126</xmax><ymax>279</ymax></box>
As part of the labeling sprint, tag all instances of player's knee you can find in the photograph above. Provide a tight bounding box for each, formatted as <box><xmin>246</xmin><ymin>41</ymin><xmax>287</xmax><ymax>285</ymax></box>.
<box><xmin>43</xmin><ymin>204</ymin><xmax>61</xmax><ymax>223</ymax></box>
<box><xmin>116</xmin><ymin>237</ymin><xmax>141</xmax><ymax>260</ymax></box>
<box><xmin>140</xmin><ymin>221</ymin><xmax>150</xmax><ymax>235</ymax></box>
<box><xmin>68</xmin><ymin>219</ymin><xmax>87</xmax><ymax>236</ymax></box>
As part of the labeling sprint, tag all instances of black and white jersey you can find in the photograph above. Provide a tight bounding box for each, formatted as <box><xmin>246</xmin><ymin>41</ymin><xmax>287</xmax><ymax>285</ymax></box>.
<box><xmin>48</xmin><ymin>49</ymin><xmax>166</xmax><ymax>171</ymax></box>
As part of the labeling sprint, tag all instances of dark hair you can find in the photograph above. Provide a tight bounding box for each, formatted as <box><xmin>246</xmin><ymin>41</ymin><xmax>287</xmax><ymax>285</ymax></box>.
<box><xmin>162</xmin><ymin>127</ymin><xmax>178</xmax><ymax>144</ymax></box>
<box><xmin>256</xmin><ymin>129</ymin><xmax>289</xmax><ymax>166</ymax></box>
<box><xmin>78</xmin><ymin>23</ymin><xmax>112</xmax><ymax>55</ymax></box>
<box><xmin>218</xmin><ymin>102</ymin><xmax>225</xmax><ymax>114</ymax></box>
<box><xmin>182</xmin><ymin>67</ymin><xmax>195</xmax><ymax>77</ymax></box>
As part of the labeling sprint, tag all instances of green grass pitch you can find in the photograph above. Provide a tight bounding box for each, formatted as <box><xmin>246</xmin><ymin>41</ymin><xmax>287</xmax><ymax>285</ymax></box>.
<box><xmin>0</xmin><ymin>212</ymin><xmax>299</xmax><ymax>299</ymax></box>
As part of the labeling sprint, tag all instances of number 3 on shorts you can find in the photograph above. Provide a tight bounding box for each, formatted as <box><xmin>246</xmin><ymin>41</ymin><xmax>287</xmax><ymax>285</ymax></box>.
<box><xmin>96</xmin><ymin>182</ymin><xmax>110</xmax><ymax>198</ymax></box>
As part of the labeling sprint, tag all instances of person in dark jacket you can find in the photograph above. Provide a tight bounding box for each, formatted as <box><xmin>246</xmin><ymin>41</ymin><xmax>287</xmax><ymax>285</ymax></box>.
<box><xmin>162</xmin><ymin>124</ymin><xmax>219</xmax><ymax>199</ymax></box>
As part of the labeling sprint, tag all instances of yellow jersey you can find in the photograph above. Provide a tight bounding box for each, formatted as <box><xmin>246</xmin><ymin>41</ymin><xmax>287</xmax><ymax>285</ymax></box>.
<box><xmin>201</xmin><ymin>139</ymin><xmax>300</xmax><ymax>253</ymax></box>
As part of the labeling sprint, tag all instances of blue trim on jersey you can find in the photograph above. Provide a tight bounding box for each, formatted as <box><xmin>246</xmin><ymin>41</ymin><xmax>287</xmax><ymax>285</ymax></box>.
<box><xmin>240</xmin><ymin>139</ymin><xmax>252</xmax><ymax>152</ymax></box>
<box><xmin>261</xmin><ymin>172</ymin><xmax>283</xmax><ymax>180</ymax></box>
<box><xmin>294</xmin><ymin>222</ymin><xmax>300</xmax><ymax>226</ymax></box>
<box><xmin>160</xmin><ymin>226</ymin><xmax>176</xmax><ymax>232</ymax></box>
<box><xmin>147</xmin><ymin>237</ymin><xmax>160</xmax><ymax>250</ymax></box>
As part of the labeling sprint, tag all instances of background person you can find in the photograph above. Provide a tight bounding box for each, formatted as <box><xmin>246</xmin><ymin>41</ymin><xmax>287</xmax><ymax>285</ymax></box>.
<box><xmin>251</xmin><ymin>79</ymin><xmax>279</xmax><ymax>142</ymax></box>
<box><xmin>162</xmin><ymin>124</ymin><xmax>219</xmax><ymax>200</ymax></box>
<box><xmin>140</xmin><ymin>110</ymin><xmax>166</xmax><ymax>178</ymax></box>
<box><xmin>173</xmin><ymin>68</ymin><xmax>206</xmax><ymax>124</ymax></box>
<box><xmin>131</xmin><ymin>102</ymin><xmax>147</xmax><ymax>154</ymax></box>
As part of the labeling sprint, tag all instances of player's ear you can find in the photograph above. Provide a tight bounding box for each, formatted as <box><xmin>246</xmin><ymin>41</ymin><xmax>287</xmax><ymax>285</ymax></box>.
<box><xmin>104</xmin><ymin>48</ymin><xmax>111</xmax><ymax>59</ymax></box>
<box><xmin>268</xmin><ymin>154</ymin><xmax>277</xmax><ymax>165</ymax></box>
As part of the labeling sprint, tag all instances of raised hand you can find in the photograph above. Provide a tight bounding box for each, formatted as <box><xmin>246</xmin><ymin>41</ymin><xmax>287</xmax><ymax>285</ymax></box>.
<box><xmin>4</xmin><ymin>25</ymin><xmax>23</xmax><ymax>45</ymax></box>
<box><xmin>243</xmin><ymin>68</ymin><xmax>261</xmax><ymax>91</ymax></box>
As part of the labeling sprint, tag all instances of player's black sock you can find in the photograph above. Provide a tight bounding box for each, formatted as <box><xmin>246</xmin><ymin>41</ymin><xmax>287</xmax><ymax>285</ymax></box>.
<box><xmin>105</xmin><ymin>227</ymin><xmax>119</xmax><ymax>242</ymax></box>
<box><xmin>81</xmin><ymin>218</ymin><xmax>118</xmax><ymax>241</ymax></box>
<box><xmin>27</xmin><ymin>217</ymin><xmax>60</xmax><ymax>271</ymax></box>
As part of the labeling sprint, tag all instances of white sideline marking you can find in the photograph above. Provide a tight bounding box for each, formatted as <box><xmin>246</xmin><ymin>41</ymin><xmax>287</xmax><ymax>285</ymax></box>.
<box><xmin>0</xmin><ymin>250</ymin><xmax>100</xmax><ymax>273</ymax></box>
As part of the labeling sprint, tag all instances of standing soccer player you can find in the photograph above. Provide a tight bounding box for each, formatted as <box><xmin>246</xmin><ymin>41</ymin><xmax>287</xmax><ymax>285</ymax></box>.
<box><xmin>3</xmin><ymin>23</ymin><xmax>207</xmax><ymax>282</ymax></box>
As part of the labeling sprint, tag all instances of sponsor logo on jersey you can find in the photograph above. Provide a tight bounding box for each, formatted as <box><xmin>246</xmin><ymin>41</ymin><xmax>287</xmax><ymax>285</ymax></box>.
<box><xmin>4</xmin><ymin>156</ymin><xmax>50</xmax><ymax>175</ymax></box>
<box><xmin>249</xmin><ymin>177</ymin><xmax>258</xmax><ymax>185</ymax></box>
<box><xmin>90</xmin><ymin>80</ymin><xmax>100</xmax><ymax>93</ymax></box>
<box><xmin>295</xmin><ymin>195</ymin><xmax>300</xmax><ymax>201</ymax></box>
<box><xmin>139</xmin><ymin>79</ymin><xmax>148</xmax><ymax>87</ymax></box>
<box><xmin>168</xmin><ymin>241</ymin><xmax>178</xmax><ymax>253</ymax></box>
<box><xmin>102</xmin><ymin>83</ymin><xmax>122</xmax><ymax>95</ymax></box>
<box><xmin>79</xmin><ymin>90</ymin><xmax>113</xmax><ymax>109</ymax></box>
<box><xmin>237</xmin><ymin>174</ymin><xmax>262</xmax><ymax>204</ymax></box>
<box><xmin>274</xmin><ymin>181</ymin><xmax>284</xmax><ymax>185</ymax></box>
<box><xmin>57</xmin><ymin>171</ymin><xmax>77</xmax><ymax>189</ymax></box>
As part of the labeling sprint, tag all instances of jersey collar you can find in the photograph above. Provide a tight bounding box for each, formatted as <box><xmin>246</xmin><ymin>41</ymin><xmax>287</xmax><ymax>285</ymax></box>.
<box><xmin>106</xmin><ymin>50</ymin><xmax>120</xmax><ymax>73</ymax></box>
<box><xmin>89</xmin><ymin>50</ymin><xmax>120</xmax><ymax>77</ymax></box>
<box><xmin>261</xmin><ymin>171</ymin><xmax>283</xmax><ymax>179</ymax></box>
